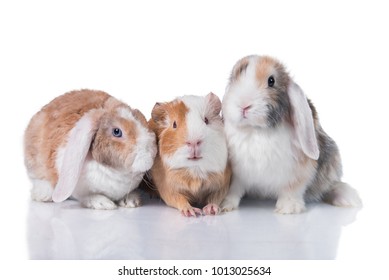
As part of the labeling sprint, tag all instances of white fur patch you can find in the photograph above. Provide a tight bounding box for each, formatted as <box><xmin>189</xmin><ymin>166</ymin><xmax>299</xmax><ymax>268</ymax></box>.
<box><xmin>223</xmin><ymin>56</ymin><xmax>268</xmax><ymax>126</ymax></box>
<box><xmin>324</xmin><ymin>182</ymin><xmax>362</xmax><ymax>207</ymax></box>
<box><xmin>81</xmin><ymin>194</ymin><xmax>117</xmax><ymax>210</ymax></box>
<box><xmin>55</xmin><ymin>132</ymin><xmax>152</xmax><ymax>207</ymax></box>
<box><xmin>74</xmin><ymin>156</ymin><xmax>143</xmax><ymax>201</ymax></box>
<box><xmin>52</xmin><ymin>114</ymin><xmax>96</xmax><ymax>203</ymax></box>
<box><xmin>117</xmin><ymin>107</ymin><xmax>157</xmax><ymax>173</ymax></box>
<box><xmin>225</xmin><ymin>122</ymin><xmax>302</xmax><ymax>197</ymax></box>
<box><xmin>31</xmin><ymin>179</ymin><xmax>53</xmax><ymax>202</ymax></box>
<box><xmin>117</xmin><ymin>107</ymin><xmax>134</xmax><ymax>121</ymax></box>
<box><xmin>223</xmin><ymin>56</ymin><xmax>270</xmax><ymax>128</ymax></box>
<box><xmin>118</xmin><ymin>190</ymin><xmax>141</xmax><ymax>208</ymax></box>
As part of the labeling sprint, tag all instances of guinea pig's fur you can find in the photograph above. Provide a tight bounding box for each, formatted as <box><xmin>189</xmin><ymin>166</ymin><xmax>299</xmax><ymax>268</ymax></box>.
<box><xmin>24</xmin><ymin>89</ymin><xmax>157</xmax><ymax>209</ymax></box>
<box><xmin>148</xmin><ymin>93</ymin><xmax>231</xmax><ymax>216</ymax></box>
<box><xmin>221</xmin><ymin>55</ymin><xmax>362</xmax><ymax>214</ymax></box>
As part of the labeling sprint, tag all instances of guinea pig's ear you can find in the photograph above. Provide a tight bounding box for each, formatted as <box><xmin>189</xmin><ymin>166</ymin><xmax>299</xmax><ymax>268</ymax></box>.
<box><xmin>288</xmin><ymin>81</ymin><xmax>320</xmax><ymax>160</ymax></box>
<box><xmin>205</xmin><ymin>92</ymin><xmax>222</xmax><ymax>116</ymax></box>
<box><xmin>151</xmin><ymin>102</ymin><xmax>167</xmax><ymax>125</ymax></box>
<box><xmin>52</xmin><ymin>109</ymin><xmax>103</xmax><ymax>202</ymax></box>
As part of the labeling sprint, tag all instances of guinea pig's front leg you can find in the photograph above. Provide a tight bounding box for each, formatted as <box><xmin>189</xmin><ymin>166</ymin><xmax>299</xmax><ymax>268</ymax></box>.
<box><xmin>80</xmin><ymin>194</ymin><xmax>117</xmax><ymax>210</ymax></box>
<box><xmin>161</xmin><ymin>190</ymin><xmax>201</xmax><ymax>217</ymax></box>
<box><xmin>203</xmin><ymin>186</ymin><xmax>229</xmax><ymax>215</ymax></box>
<box><xmin>203</xmin><ymin>203</ymin><xmax>220</xmax><ymax>215</ymax></box>
<box><xmin>181</xmin><ymin>205</ymin><xmax>203</xmax><ymax>217</ymax></box>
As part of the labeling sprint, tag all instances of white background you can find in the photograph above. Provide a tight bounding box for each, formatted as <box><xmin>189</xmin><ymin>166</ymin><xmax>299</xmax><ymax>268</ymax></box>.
<box><xmin>1</xmin><ymin>0</ymin><xmax>388</xmax><ymax>278</ymax></box>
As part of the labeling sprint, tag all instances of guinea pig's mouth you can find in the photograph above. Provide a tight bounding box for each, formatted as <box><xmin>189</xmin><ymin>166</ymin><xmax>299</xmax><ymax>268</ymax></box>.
<box><xmin>187</xmin><ymin>156</ymin><xmax>203</xmax><ymax>161</ymax></box>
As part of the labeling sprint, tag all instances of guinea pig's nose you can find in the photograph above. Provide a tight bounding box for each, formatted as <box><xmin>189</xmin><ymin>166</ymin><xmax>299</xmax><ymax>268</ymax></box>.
<box><xmin>186</xmin><ymin>140</ymin><xmax>202</xmax><ymax>148</ymax></box>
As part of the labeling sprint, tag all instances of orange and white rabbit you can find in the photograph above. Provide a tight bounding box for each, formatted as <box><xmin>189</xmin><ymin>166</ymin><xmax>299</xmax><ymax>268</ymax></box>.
<box><xmin>24</xmin><ymin>89</ymin><xmax>157</xmax><ymax>209</ymax></box>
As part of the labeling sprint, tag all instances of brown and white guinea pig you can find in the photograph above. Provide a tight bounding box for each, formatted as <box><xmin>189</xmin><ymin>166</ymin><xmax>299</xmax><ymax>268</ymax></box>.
<box><xmin>221</xmin><ymin>55</ymin><xmax>362</xmax><ymax>214</ymax></box>
<box><xmin>148</xmin><ymin>93</ymin><xmax>231</xmax><ymax>217</ymax></box>
<box><xmin>24</xmin><ymin>89</ymin><xmax>157</xmax><ymax>210</ymax></box>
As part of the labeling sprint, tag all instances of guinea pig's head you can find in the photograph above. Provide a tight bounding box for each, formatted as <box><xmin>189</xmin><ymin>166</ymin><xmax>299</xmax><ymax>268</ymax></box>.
<box><xmin>91</xmin><ymin>98</ymin><xmax>157</xmax><ymax>174</ymax></box>
<box><xmin>150</xmin><ymin>93</ymin><xmax>228</xmax><ymax>176</ymax></box>
<box><xmin>223</xmin><ymin>55</ymin><xmax>291</xmax><ymax>128</ymax></box>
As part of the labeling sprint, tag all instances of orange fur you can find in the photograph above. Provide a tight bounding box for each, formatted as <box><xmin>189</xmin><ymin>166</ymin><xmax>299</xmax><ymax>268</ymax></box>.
<box><xmin>91</xmin><ymin>112</ymin><xmax>137</xmax><ymax>169</ymax></box>
<box><xmin>150</xmin><ymin>156</ymin><xmax>231</xmax><ymax>211</ymax></box>
<box><xmin>24</xmin><ymin>90</ymin><xmax>110</xmax><ymax>185</ymax></box>
<box><xmin>149</xmin><ymin>100</ymin><xmax>188</xmax><ymax>156</ymax></box>
<box><xmin>24</xmin><ymin>89</ymin><xmax>143</xmax><ymax>187</ymax></box>
<box><xmin>255</xmin><ymin>56</ymin><xmax>275</xmax><ymax>86</ymax></box>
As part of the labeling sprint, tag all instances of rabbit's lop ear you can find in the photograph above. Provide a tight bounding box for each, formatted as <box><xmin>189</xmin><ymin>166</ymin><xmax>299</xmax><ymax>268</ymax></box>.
<box><xmin>52</xmin><ymin>109</ymin><xmax>103</xmax><ymax>202</ymax></box>
<box><xmin>288</xmin><ymin>81</ymin><xmax>320</xmax><ymax>160</ymax></box>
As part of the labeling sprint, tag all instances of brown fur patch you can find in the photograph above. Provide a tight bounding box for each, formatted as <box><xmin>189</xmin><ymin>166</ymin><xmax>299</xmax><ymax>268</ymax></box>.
<box><xmin>92</xmin><ymin>111</ymin><xmax>137</xmax><ymax>169</ymax></box>
<box><xmin>230</xmin><ymin>57</ymin><xmax>250</xmax><ymax>82</ymax></box>
<box><xmin>253</xmin><ymin>56</ymin><xmax>292</xmax><ymax>126</ymax></box>
<box><xmin>307</xmin><ymin>99</ymin><xmax>319</xmax><ymax>127</ymax></box>
<box><xmin>150</xmin><ymin>156</ymin><xmax>231</xmax><ymax>210</ymax></box>
<box><xmin>24</xmin><ymin>90</ymin><xmax>142</xmax><ymax>186</ymax></box>
<box><xmin>255</xmin><ymin>56</ymin><xmax>289</xmax><ymax>87</ymax></box>
<box><xmin>255</xmin><ymin>56</ymin><xmax>275</xmax><ymax>86</ymax></box>
<box><xmin>24</xmin><ymin>90</ymin><xmax>110</xmax><ymax>185</ymax></box>
<box><xmin>149</xmin><ymin>100</ymin><xmax>189</xmax><ymax>157</ymax></box>
<box><xmin>288</xmin><ymin>153</ymin><xmax>318</xmax><ymax>192</ymax></box>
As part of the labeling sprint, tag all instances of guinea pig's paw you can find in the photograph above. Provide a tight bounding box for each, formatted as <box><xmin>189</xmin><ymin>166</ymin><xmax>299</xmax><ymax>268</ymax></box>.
<box><xmin>203</xmin><ymin>203</ymin><xmax>220</xmax><ymax>215</ymax></box>
<box><xmin>275</xmin><ymin>198</ymin><xmax>306</xmax><ymax>214</ymax></box>
<box><xmin>83</xmin><ymin>194</ymin><xmax>117</xmax><ymax>210</ymax></box>
<box><xmin>118</xmin><ymin>191</ymin><xmax>141</xmax><ymax>208</ymax></box>
<box><xmin>180</xmin><ymin>206</ymin><xmax>203</xmax><ymax>217</ymax></box>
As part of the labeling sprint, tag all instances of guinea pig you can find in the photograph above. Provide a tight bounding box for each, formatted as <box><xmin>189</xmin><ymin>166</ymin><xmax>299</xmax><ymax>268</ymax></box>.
<box><xmin>24</xmin><ymin>89</ymin><xmax>157</xmax><ymax>209</ymax></box>
<box><xmin>221</xmin><ymin>55</ymin><xmax>362</xmax><ymax>214</ymax></box>
<box><xmin>148</xmin><ymin>93</ymin><xmax>231</xmax><ymax>217</ymax></box>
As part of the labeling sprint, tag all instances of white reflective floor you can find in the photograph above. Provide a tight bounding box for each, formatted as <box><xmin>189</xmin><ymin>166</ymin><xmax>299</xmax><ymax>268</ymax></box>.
<box><xmin>27</xmin><ymin>195</ymin><xmax>361</xmax><ymax>260</ymax></box>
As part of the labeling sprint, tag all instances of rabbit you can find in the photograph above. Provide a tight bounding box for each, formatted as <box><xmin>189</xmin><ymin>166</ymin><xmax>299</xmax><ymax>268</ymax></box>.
<box><xmin>24</xmin><ymin>89</ymin><xmax>157</xmax><ymax>210</ymax></box>
<box><xmin>221</xmin><ymin>55</ymin><xmax>362</xmax><ymax>214</ymax></box>
<box><xmin>147</xmin><ymin>93</ymin><xmax>231</xmax><ymax>217</ymax></box>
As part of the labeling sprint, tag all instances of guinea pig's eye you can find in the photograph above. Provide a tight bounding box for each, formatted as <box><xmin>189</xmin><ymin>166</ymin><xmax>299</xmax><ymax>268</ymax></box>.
<box><xmin>112</xmin><ymin>128</ymin><xmax>123</xmax><ymax>138</ymax></box>
<box><xmin>268</xmin><ymin>75</ymin><xmax>275</xmax><ymax>87</ymax></box>
<box><xmin>172</xmin><ymin>121</ymin><xmax>177</xmax><ymax>129</ymax></box>
<box><xmin>204</xmin><ymin>117</ymin><xmax>209</xmax><ymax>125</ymax></box>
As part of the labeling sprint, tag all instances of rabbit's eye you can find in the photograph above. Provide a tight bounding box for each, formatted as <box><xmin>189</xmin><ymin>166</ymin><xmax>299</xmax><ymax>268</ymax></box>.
<box><xmin>173</xmin><ymin>121</ymin><xmax>177</xmax><ymax>129</ymax></box>
<box><xmin>112</xmin><ymin>128</ymin><xmax>123</xmax><ymax>137</ymax></box>
<box><xmin>204</xmin><ymin>117</ymin><xmax>209</xmax><ymax>125</ymax></box>
<box><xmin>268</xmin><ymin>76</ymin><xmax>275</xmax><ymax>87</ymax></box>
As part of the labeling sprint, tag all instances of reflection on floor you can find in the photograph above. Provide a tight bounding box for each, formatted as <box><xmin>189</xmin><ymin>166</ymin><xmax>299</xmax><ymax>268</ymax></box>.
<box><xmin>27</xmin><ymin>196</ymin><xmax>360</xmax><ymax>260</ymax></box>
